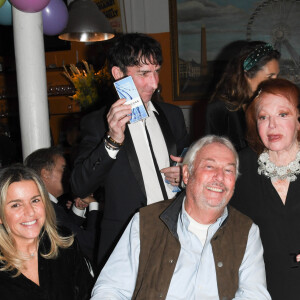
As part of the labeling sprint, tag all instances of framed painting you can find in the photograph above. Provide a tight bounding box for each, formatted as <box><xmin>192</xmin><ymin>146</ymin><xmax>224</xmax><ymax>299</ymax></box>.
<box><xmin>170</xmin><ymin>0</ymin><xmax>300</xmax><ymax>101</ymax></box>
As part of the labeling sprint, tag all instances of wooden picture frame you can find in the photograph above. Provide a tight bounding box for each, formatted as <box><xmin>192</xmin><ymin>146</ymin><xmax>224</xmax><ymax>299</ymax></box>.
<box><xmin>169</xmin><ymin>0</ymin><xmax>212</xmax><ymax>101</ymax></box>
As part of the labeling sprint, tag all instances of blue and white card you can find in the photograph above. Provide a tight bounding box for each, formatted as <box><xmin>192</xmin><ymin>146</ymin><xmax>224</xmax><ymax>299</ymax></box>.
<box><xmin>114</xmin><ymin>76</ymin><xmax>149</xmax><ymax>123</ymax></box>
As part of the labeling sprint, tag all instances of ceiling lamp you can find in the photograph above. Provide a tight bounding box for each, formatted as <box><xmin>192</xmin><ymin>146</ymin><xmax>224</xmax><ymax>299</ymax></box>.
<box><xmin>59</xmin><ymin>0</ymin><xmax>115</xmax><ymax>42</ymax></box>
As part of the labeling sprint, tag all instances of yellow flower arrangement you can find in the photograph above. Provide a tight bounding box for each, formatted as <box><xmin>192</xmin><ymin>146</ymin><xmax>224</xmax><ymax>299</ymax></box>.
<box><xmin>63</xmin><ymin>60</ymin><xmax>112</xmax><ymax>109</ymax></box>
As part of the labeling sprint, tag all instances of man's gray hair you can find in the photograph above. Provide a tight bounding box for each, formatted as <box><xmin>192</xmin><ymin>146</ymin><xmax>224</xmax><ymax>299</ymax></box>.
<box><xmin>183</xmin><ymin>135</ymin><xmax>240</xmax><ymax>177</ymax></box>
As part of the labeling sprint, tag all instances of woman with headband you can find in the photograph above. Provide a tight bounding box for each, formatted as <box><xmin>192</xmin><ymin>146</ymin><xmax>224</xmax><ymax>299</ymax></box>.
<box><xmin>205</xmin><ymin>41</ymin><xmax>280</xmax><ymax>151</ymax></box>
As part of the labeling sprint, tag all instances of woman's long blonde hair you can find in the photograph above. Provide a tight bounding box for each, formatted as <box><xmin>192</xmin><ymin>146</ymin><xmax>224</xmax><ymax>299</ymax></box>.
<box><xmin>0</xmin><ymin>165</ymin><xmax>74</xmax><ymax>276</ymax></box>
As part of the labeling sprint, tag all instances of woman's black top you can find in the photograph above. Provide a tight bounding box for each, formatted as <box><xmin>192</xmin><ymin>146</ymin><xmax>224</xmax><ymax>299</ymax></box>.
<box><xmin>205</xmin><ymin>99</ymin><xmax>247</xmax><ymax>151</ymax></box>
<box><xmin>230</xmin><ymin>147</ymin><xmax>300</xmax><ymax>300</ymax></box>
<box><xmin>0</xmin><ymin>229</ymin><xmax>93</xmax><ymax>300</ymax></box>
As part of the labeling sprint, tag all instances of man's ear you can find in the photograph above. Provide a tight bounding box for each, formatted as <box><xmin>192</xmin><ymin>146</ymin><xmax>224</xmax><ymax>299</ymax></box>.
<box><xmin>182</xmin><ymin>165</ymin><xmax>190</xmax><ymax>185</ymax></box>
<box><xmin>0</xmin><ymin>218</ymin><xmax>2</xmax><ymax>225</ymax></box>
<box><xmin>111</xmin><ymin>66</ymin><xmax>125</xmax><ymax>80</ymax></box>
<box><xmin>41</xmin><ymin>168</ymin><xmax>50</xmax><ymax>181</ymax></box>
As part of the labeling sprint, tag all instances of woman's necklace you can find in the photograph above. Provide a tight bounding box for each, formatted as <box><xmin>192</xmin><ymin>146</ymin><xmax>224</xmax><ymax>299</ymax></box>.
<box><xmin>19</xmin><ymin>248</ymin><xmax>37</xmax><ymax>259</ymax></box>
<box><xmin>257</xmin><ymin>150</ymin><xmax>300</xmax><ymax>182</ymax></box>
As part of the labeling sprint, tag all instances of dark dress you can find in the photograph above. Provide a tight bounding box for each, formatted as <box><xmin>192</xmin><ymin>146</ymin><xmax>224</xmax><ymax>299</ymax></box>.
<box><xmin>230</xmin><ymin>147</ymin><xmax>300</xmax><ymax>300</ymax></box>
<box><xmin>205</xmin><ymin>99</ymin><xmax>247</xmax><ymax>151</ymax></box>
<box><xmin>0</xmin><ymin>229</ymin><xmax>93</xmax><ymax>300</ymax></box>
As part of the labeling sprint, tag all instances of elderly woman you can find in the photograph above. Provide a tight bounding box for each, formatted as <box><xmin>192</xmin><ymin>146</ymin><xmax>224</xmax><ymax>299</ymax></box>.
<box><xmin>230</xmin><ymin>78</ymin><xmax>300</xmax><ymax>300</ymax></box>
<box><xmin>205</xmin><ymin>41</ymin><xmax>280</xmax><ymax>151</ymax></box>
<box><xmin>0</xmin><ymin>165</ymin><xmax>93</xmax><ymax>300</ymax></box>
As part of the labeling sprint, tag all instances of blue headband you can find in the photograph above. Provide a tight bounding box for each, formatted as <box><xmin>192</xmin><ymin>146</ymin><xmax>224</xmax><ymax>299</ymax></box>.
<box><xmin>243</xmin><ymin>44</ymin><xmax>274</xmax><ymax>72</ymax></box>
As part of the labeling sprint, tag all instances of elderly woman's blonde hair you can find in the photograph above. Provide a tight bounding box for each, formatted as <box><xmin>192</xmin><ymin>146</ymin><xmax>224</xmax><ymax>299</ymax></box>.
<box><xmin>0</xmin><ymin>165</ymin><xmax>74</xmax><ymax>276</ymax></box>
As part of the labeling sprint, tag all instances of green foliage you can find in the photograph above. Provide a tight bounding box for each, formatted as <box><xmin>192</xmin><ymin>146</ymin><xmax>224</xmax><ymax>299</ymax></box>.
<box><xmin>63</xmin><ymin>60</ymin><xmax>112</xmax><ymax>109</ymax></box>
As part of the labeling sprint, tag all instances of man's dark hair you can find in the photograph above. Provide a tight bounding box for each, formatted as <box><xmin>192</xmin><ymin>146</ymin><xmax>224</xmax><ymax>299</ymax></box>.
<box><xmin>24</xmin><ymin>147</ymin><xmax>64</xmax><ymax>176</ymax></box>
<box><xmin>108</xmin><ymin>33</ymin><xmax>163</xmax><ymax>74</ymax></box>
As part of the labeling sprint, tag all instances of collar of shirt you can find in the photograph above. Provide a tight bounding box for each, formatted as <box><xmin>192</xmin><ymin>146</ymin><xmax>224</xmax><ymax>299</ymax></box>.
<box><xmin>48</xmin><ymin>193</ymin><xmax>58</xmax><ymax>204</ymax></box>
<box><xmin>180</xmin><ymin>198</ymin><xmax>228</xmax><ymax>244</ymax></box>
<box><xmin>146</xmin><ymin>101</ymin><xmax>158</xmax><ymax>116</ymax></box>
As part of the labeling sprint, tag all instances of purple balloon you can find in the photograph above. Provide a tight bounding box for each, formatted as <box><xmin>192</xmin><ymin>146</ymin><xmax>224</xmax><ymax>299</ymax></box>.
<box><xmin>10</xmin><ymin>0</ymin><xmax>50</xmax><ymax>13</ymax></box>
<box><xmin>42</xmin><ymin>0</ymin><xmax>68</xmax><ymax>36</ymax></box>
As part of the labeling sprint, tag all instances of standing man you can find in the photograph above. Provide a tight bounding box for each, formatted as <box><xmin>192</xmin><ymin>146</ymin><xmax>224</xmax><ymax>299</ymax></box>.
<box><xmin>71</xmin><ymin>33</ymin><xmax>189</xmax><ymax>267</ymax></box>
<box><xmin>25</xmin><ymin>147</ymin><xmax>100</xmax><ymax>263</ymax></box>
<box><xmin>91</xmin><ymin>135</ymin><xmax>270</xmax><ymax>299</ymax></box>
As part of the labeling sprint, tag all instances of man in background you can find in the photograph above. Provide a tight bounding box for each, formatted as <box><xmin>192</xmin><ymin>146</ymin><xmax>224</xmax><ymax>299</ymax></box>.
<box><xmin>25</xmin><ymin>147</ymin><xmax>100</xmax><ymax>263</ymax></box>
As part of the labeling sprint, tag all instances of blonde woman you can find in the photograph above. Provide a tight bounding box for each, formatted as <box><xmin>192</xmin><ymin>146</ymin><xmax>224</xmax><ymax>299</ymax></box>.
<box><xmin>0</xmin><ymin>165</ymin><xmax>93</xmax><ymax>300</ymax></box>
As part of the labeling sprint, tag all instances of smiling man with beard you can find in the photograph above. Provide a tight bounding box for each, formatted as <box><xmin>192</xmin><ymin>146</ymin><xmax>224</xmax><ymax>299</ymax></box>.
<box><xmin>91</xmin><ymin>135</ymin><xmax>271</xmax><ymax>300</ymax></box>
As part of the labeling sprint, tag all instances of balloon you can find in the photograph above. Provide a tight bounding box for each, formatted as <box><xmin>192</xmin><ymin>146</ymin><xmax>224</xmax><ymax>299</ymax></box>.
<box><xmin>0</xmin><ymin>0</ymin><xmax>12</xmax><ymax>25</ymax></box>
<box><xmin>9</xmin><ymin>0</ymin><xmax>50</xmax><ymax>13</ymax></box>
<box><xmin>0</xmin><ymin>0</ymin><xmax>6</xmax><ymax>8</ymax></box>
<box><xmin>42</xmin><ymin>0</ymin><xmax>68</xmax><ymax>36</ymax></box>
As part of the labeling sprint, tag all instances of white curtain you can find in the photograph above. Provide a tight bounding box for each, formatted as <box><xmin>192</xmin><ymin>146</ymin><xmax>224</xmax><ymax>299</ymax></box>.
<box><xmin>121</xmin><ymin>0</ymin><xmax>169</xmax><ymax>33</ymax></box>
